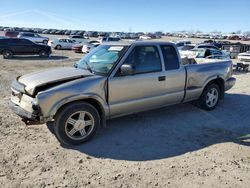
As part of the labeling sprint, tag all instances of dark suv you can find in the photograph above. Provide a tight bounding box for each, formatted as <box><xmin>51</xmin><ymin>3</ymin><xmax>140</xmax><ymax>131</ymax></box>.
<box><xmin>0</xmin><ymin>38</ymin><xmax>51</xmax><ymax>59</ymax></box>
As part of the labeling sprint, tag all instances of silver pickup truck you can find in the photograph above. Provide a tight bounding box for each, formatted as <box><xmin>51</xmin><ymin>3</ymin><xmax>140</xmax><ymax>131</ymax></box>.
<box><xmin>10</xmin><ymin>41</ymin><xmax>236</xmax><ymax>145</ymax></box>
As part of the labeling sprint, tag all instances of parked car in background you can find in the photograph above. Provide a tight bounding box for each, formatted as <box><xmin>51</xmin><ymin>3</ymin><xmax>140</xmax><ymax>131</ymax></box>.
<box><xmin>195</xmin><ymin>48</ymin><xmax>230</xmax><ymax>59</ymax></box>
<box><xmin>139</xmin><ymin>35</ymin><xmax>152</xmax><ymax>40</ymax></box>
<box><xmin>72</xmin><ymin>41</ymin><xmax>100</xmax><ymax>53</ymax></box>
<box><xmin>236</xmin><ymin>51</ymin><xmax>250</xmax><ymax>72</ymax></box>
<box><xmin>64</xmin><ymin>30</ymin><xmax>71</xmax><ymax>35</ymax></box>
<box><xmin>180</xmin><ymin>44</ymin><xmax>196</xmax><ymax>51</ymax></box>
<box><xmin>48</xmin><ymin>38</ymin><xmax>76</xmax><ymax>50</ymax></box>
<box><xmin>241</xmin><ymin>36</ymin><xmax>250</xmax><ymax>41</ymax></box>
<box><xmin>42</xmin><ymin>29</ymin><xmax>52</xmax><ymax>34</ymax></box>
<box><xmin>193</xmin><ymin>44</ymin><xmax>219</xmax><ymax>50</ymax></box>
<box><xmin>174</xmin><ymin>41</ymin><xmax>192</xmax><ymax>50</ymax></box>
<box><xmin>17</xmin><ymin>32</ymin><xmax>49</xmax><ymax>44</ymax></box>
<box><xmin>181</xmin><ymin>48</ymin><xmax>231</xmax><ymax>65</ymax></box>
<box><xmin>238</xmin><ymin>51</ymin><xmax>250</xmax><ymax>63</ymax></box>
<box><xmin>0</xmin><ymin>38</ymin><xmax>51</xmax><ymax>58</ymax></box>
<box><xmin>98</xmin><ymin>37</ymin><xmax>121</xmax><ymax>43</ymax></box>
<box><xmin>85</xmin><ymin>31</ymin><xmax>99</xmax><ymax>38</ymax></box>
<box><xmin>82</xmin><ymin>41</ymin><xmax>100</xmax><ymax>53</ymax></box>
<box><xmin>68</xmin><ymin>35</ymin><xmax>88</xmax><ymax>43</ymax></box>
<box><xmin>180</xmin><ymin>45</ymin><xmax>228</xmax><ymax>59</ymax></box>
<box><xmin>72</xmin><ymin>44</ymin><xmax>84</xmax><ymax>53</ymax></box>
<box><xmin>203</xmin><ymin>40</ymin><xmax>231</xmax><ymax>49</ymax></box>
<box><xmin>227</xmin><ymin>35</ymin><xmax>241</xmax><ymax>40</ymax></box>
<box><xmin>4</xmin><ymin>31</ymin><xmax>19</xmax><ymax>38</ymax></box>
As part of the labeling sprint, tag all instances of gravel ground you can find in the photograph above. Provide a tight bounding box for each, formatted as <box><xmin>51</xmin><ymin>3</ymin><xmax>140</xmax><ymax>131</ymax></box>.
<box><xmin>0</xmin><ymin>43</ymin><xmax>250</xmax><ymax>188</ymax></box>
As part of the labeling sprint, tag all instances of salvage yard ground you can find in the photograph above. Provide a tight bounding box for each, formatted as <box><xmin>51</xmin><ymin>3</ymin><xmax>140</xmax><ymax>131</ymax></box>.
<box><xmin>0</xmin><ymin>37</ymin><xmax>250</xmax><ymax>188</ymax></box>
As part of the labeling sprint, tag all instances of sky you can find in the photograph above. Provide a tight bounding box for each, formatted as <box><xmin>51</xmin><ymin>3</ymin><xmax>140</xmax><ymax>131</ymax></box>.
<box><xmin>0</xmin><ymin>0</ymin><xmax>249</xmax><ymax>33</ymax></box>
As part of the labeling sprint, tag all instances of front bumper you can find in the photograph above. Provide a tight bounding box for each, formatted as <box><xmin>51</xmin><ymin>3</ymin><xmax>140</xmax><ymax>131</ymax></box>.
<box><xmin>225</xmin><ymin>77</ymin><xmax>236</xmax><ymax>91</ymax></box>
<box><xmin>9</xmin><ymin>102</ymin><xmax>40</xmax><ymax>123</ymax></box>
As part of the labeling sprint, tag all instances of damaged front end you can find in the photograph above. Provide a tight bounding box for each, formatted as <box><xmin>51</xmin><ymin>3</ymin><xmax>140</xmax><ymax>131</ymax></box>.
<box><xmin>10</xmin><ymin>79</ymin><xmax>42</xmax><ymax>125</ymax></box>
<box><xmin>9</xmin><ymin>67</ymin><xmax>98</xmax><ymax>125</ymax></box>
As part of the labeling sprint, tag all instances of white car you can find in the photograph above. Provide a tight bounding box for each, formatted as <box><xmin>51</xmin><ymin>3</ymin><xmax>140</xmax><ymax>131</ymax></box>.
<box><xmin>173</xmin><ymin>41</ymin><xmax>192</xmax><ymax>50</ymax></box>
<box><xmin>236</xmin><ymin>51</ymin><xmax>250</xmax><ymax>71</ymax></box>
<box><xmin>238</xmin><ymin>51</ymin><xmax>250</xmax><ymax>63</ymax></box>
<box><xmin>82</xmin><ymin>41</ymin><xmax>100</xmax><ymax>53</ymax></box>
<box><xmin>181</xmin><ymin>48</ymin><xmax>230</xmax><ymax>60</ymax></box>
<box><xmin>67</xmin><ymin>35</ymin><xmax>89</xmax><ymax>43</ymax></box>
<box><xmin>17</xmin><ymin>32</ymin><xmax>49</xmax><ymax>44</ymax></box>
<box><xmin>181</xmin><ymin>48</ymin><xmax>231</xmax><ymax>65</ymax></box>
<box><xmin>139</xmin><ymin>35</ymin><xmax>152</xmax><ymax>40</ymax></box>
<box><xmin>98</xmin><ymin>37</ymin><xmax>121</xmax><ymax>43</ymax></box>
<box><xmin>48</xmin><ymin>39</ymin><xmax>76</xmax><ymax>50</ymax></box>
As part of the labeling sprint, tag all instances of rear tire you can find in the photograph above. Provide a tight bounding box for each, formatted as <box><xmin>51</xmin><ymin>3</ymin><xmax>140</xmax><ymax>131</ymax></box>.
<box><xmin>43</xmin><ymin>40</ymin><xmax>48</xmax><ymax>44</ymax></box>
<box><xmin>55</xmin><ymin>45</ymin><xmax>62</xmax><ymax>50</ymax></box>
<box><xmin>2</xmin><ymin>50</ymin><xmax>13</xmax><ymax>59</ymax></box>
<box><xmin>54</xmin><ymin>102</ymin><xmax>100</xmax><ymax>145</ymax></box>
<box><xmin>198</xmin><ymin>83</ymin><xmax>220</xmax><ymax>110</ymax></box>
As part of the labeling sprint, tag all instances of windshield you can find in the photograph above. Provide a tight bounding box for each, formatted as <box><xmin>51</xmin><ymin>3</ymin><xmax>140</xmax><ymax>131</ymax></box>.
<box><xmin>75</xmin><ymin>45</ymin><xmax>128</xmax><ymax>75</ymax></box>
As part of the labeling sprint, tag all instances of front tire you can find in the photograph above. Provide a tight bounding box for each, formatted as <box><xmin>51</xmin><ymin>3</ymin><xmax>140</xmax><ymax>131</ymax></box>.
<box><xmin>2</xmin><ymin>50</ymin><xmax>13</xmax><ymax>59</ymax></box>
<box><xmin>54</xmin><ymin>102</ymin><xmax>100</xmax><ymax>145</ymax></box>
<box><xmin>39</xmin><ymin>49</ymin><xmax>49</xmax><ymax>57</ymax></box>
<box><xmin>198</xmin><ymin>84</ymin><xmax>220</xmax><ymax>110</ymax></box>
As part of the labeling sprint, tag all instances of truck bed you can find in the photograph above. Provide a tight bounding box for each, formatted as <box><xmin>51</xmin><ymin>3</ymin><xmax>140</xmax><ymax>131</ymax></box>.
<box><xmin>183</xmin><ymin>60</ymin><xmax>233</xmax><ymax>102</ymax></box>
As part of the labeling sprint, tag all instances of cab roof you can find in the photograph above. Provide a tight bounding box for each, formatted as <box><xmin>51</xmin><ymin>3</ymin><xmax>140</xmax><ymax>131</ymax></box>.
<box><xmin>102</xmin><ymin>40</ymin><xmax>175</xmax><ymax>46</ymax></box>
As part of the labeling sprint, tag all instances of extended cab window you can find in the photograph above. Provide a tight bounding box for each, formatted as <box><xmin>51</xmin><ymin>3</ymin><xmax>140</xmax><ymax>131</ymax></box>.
<box><xmin>160</xmin><ymin>45</ymin><xmax>180</xmax><ymax>70</ymax></box>
<box><xmin>123</xmin><ymin>46</ymin><xmax>162</xmax><ymax>74</ymax></box>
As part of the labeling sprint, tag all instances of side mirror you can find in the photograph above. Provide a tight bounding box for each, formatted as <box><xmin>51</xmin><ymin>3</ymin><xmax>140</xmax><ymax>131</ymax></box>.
<box><xmin>120</xmin><ymin>64</ymin><xmax>135</xmax><ymax>76</ymax></box>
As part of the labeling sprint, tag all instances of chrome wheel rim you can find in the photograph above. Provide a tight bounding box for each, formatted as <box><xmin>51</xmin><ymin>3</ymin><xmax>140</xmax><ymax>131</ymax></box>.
<box><xmin>65</xmin><ymin>111</ymin><xmax>94</xmax><ymax>140</ymax></box>
<box><xmin>206</xmin><ymin>88</ymin><xmax>219</xmax><ymax>108</ymax></box>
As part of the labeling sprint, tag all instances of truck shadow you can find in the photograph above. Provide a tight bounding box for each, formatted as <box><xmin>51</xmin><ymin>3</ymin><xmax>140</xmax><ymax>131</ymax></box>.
<box><xmin>50</xmin><ymin>93</ymin><xmax>250</xmax><ymax>161</ymax></box>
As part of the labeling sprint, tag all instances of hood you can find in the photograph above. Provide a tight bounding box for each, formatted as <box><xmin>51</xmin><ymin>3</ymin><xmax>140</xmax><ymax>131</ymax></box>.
<box><xmin>18</xmin><ymin>67</ymin><xmax>93</xmax><ymax>95</ymax></box>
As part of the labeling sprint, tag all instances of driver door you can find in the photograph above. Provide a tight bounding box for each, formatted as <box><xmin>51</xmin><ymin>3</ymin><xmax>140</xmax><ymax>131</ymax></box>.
<box><xmin>108</xmin><ymin>45</ymin><xmax>166</xmax><ymax>117</ymax></box>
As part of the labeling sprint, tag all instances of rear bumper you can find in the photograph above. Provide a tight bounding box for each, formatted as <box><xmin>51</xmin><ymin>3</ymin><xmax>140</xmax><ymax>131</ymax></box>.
<box><xmin>225</xmin><ymin>77</ymin><xmax>236</xmax><ymax>91</ymax></box>
<box><xmin>9</xmin><ymin>102</ymin><xmax>40</xmax><ymax>123</ymax></box>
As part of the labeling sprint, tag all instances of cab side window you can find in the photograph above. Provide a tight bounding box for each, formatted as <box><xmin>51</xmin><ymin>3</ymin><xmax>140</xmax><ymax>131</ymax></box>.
<box><xmin>123</xmin><ymin>46</ymin><xmax>162</xmax><ymax>74</ymax></box>
<box><xmin>160</xmin><ymin>45</ymin><xmax>179</xmax><ymax>70</ymax></box>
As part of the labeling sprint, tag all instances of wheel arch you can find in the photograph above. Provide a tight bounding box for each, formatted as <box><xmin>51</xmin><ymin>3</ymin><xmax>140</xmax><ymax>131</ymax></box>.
<box><xmin>1</xmin><ymin>48</ymin><xmax>13</xmax><ymax>54</ymax></box>
<box><xmin>53</xmin><ymin>97</ymin><xmax>107</xmax><ymax>127</ymax></box>
<box><xmin>203</xmin><ymin>77</ymin><xmax>225</xmax><ymax>99</ymax></box>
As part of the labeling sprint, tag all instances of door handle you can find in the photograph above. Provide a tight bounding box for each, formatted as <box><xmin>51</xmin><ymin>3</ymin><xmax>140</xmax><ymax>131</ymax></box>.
<box><xmin>158</xmin><ymin>76</ymin><xmax>166</xmax><ymax>81</ymax></box>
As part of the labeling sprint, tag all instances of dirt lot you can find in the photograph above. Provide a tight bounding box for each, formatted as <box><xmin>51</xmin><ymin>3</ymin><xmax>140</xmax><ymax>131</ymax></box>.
<box><xmin>0</xmin><ymin>43</ymin><xmax>250</xmax><ymax>188</ymax></box>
